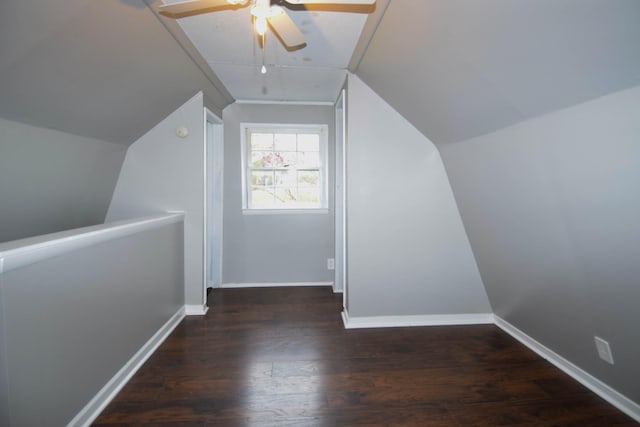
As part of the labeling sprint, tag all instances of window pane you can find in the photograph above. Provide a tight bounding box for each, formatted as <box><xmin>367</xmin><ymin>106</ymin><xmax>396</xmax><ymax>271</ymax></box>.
<box><xmin>298</xmin><ymin>134</ymin><xmax>319</xmax><ymax>151</ymax></box>
<box><xmin>275</xmin><ymin>170</ymin><xmax>296</xmax><ymax>186</ymax></box>
<box><xmin>298</xmin><ymin>188</ymin><xmax>320</xmax><ymax>204</ymax></box>
<box><xmin>251</xmin><ymin>171</ymin><xmax>273</xmax><ymax>186</ymax></box>
<box><xmin>245</xmin><ymin>126</ymin><xmax>325</xmax><ymax>210</ymax></box>
<box><xmin>298</xmin><ymin>171</ymin><xmax>319</xmax><ymax>187</ymax></box>
<box><xmin>298</xmin><ymin>151</ymin><xmax>321</xmax><ymax>168</ymax></box>
<box><xmin>274</xmin><ymin>133</ymin><xmax>296</xmax><ymax>151</ymax></box>
<box><xmin>251</xmin><ymin>187</ymin><xmax>275</xmax><ymax>205</ymax></box>
<box><xmin>251</xmin><ymin>151</ymin><xmax>273</xmax><ymax>168</ymax></box>
<box><xmin>273</xmin><ymin>151</ymin><xmax>297</xmax><ymax>168</ymax></box>
<box><xmin>251</xmin><ymin>133</ymin><xmax>273</xmax><ymax>150</ymax></box>
<box><xmin>275</xmin><ymin>187</ymin><xmax>297</xmax><ymax>203</ymax></box>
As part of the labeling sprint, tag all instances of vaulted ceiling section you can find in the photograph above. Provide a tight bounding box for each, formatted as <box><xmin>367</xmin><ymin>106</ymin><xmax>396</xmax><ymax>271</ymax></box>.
<box><xmin>355</xmin><ymin>0</ymin><xmax>640</xmax><ymax>144</ymax></box>
<box><xmin>0</xmin><ymin>0</ymin><xmax>232</xmax><ymax>145</ymax></box>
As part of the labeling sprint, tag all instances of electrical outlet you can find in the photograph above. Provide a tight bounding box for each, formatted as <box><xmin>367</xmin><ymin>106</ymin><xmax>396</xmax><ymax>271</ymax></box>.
<box><xmin>594</xmin><ymin>336</ymin><xmax>614</xmax><ymax>365</ymax></box>
<box><xmin>327</xmin><ymin>258</ymin><xmax>335</xmax><ymax>270</ymax></box>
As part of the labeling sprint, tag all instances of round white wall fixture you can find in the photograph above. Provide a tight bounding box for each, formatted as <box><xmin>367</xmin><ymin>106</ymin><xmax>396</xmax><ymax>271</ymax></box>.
<box><xmin>176</xmin><ymin>126</ymin><xmax>189</xmax><ymax>138</ymax></box>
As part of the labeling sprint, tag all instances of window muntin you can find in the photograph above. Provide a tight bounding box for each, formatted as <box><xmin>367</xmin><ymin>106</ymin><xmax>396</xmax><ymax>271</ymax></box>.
<box><xmin>242</xmin><ymin>125</ymin><xmax>328</xmax><ymax>211</ymax></box>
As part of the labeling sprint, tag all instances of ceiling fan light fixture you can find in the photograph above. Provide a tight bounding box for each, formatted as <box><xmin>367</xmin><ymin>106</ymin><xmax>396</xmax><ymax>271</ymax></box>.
<box><xmin>251</xmin><ymin>3</ymin><xmax>283</xmax><ymax>19</ymax></box>
<box><xmin>251</xmin><ymin>1</ymin><xmax>283</xmax><ymax>36</ymax></box>
<box><xmin>255</xmin><ymin>16</ymin><xmax>268</xmax><ymax>35</ymax></box>
<box><xmin>159</xmin><ymin>0</ymin><xmax>376</xmax><ymax>51</ymax></box>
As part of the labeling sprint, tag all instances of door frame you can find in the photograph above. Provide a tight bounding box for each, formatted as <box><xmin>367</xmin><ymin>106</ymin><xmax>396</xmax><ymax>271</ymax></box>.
<box><xmin>334</xmin><ymin>89</ymin><xmax>347</xmax><ymax>305</ymax></box>
<box><xmin>204</xmin><ymin>108</ymin><xmax>224</xmax><ymax>295</ymax></box>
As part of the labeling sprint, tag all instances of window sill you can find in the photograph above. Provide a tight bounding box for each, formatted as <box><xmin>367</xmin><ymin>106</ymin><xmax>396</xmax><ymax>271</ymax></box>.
<box><xmin>242</xmin><ymin>208</ymin><xmax>329</xmax><ymax>215</ymax></box>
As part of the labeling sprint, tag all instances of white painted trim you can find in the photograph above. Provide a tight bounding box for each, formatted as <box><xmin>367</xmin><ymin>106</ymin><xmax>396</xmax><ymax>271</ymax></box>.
<box><xmin>202</xmin><ymin>108</ymin><xmax>209</xmax><ymax>311</ymax></box>
<box><xmin>341</xmin><ymin>309</ymin><xmax>494</xmax><ymax>329</ymax></box>
<box><xmin>185</xmin><ymin>304</ymin><xmax>209</xmax><ymax>316</ymax></box>
<box><xmin>205</xmin><ymin>113</ymin><xmax>224</xmax><ymax>290</ymax></box>
<box><xmin>67</xmin><ymin>307</ymin><xmax>186</xmax><ymax>427</ymax></box>
<box><xmin>0</xmin><ymin>213</ymin><xmax>184</xmax><ymax>274</ymax></box>
<box><xmin>242</xmin><ymin>208</ymin><xmax>330</xmax><ymax>215</ymax></box>
<box><xmin>221</xmin><ymin>282</ymin><xmax>333</xmax><ymax>289</ymax></box>
<box><xmin>494</xmin><ymin>315</ymin><xmax>640</xmax><ymax>423</ymax></box>
<box><xmin>235</xmin><ymin>100</ymin><xmax>335</xmax><ymax>106</ymax></box>
<box><xmin>341</xmin><ymin>310</ymin><xmax>350</xmax><ymax>328</ymax></box>
<box><xmin>334</xmin><ymin>88</ymin><xmax>347</xmax><ymax>298</ymax></box>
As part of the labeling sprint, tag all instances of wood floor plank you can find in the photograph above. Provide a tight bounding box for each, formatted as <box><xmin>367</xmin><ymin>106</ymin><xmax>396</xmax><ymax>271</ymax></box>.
<box><xmin>94</xmin><ymin>286</ymin><xmax>637</xmax><ymax>426</ymax></box>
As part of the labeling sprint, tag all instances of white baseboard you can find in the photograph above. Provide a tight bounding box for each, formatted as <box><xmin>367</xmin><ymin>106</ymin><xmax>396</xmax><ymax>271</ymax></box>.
<box><xmin>68</xmin><ymin>307</ymin><xmax>186</xmax><ymax>427</ymax></box>
<box><xmin>185</xmin><ymin>304</ymin><xmax>209</xmax><ymax>316</ymax></box>
<box><xmin>220</xmin><ymin>282</ymin><xmax>333</xmax><ymax>289</ymax></box>
<box><xmin>341</xmin><ymin>309</ymin><xmax>493</xmax><ymax>329</ymax></box>
<box><xmin>494</xmin><ymin>315</ymin><xmax>640</xmax><ymax>423</ymax></box>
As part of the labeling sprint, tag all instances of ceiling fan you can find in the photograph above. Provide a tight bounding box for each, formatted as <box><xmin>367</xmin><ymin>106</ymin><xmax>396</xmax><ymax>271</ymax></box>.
<box><xmin>158</xmin><ymin>0</ymin><xmax>376</xmax><ymax>51</ymax></box>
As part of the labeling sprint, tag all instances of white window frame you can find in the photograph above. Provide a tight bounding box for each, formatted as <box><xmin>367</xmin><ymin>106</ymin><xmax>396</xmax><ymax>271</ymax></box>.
<box><xmin>240</xmin><ymin>123</ymin><xmax>329</xmax><ymax>214</ymax></box>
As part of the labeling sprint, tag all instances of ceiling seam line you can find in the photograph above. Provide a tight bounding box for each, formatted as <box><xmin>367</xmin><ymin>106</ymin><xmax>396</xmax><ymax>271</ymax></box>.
<box><xmin>348</xmin><ymin>0</ymin><xmax>391</xmax><ymax>73</ymax></box>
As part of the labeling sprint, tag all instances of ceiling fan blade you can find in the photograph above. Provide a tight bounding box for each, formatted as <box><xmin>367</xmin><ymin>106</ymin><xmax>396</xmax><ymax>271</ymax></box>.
<box><xmin>268</xmin><ymin>10</ymin><xmax>306</xmax><ymax>50</ymax></box>
<box><xmin>158</xmin><ymin>0</ymin><xmax>243</xmax><ymax>19</ymax></box>
<box><xmin>283</xmin><ymin>0</ymin><xmax>375</xmax><ymax>13</ymax></box>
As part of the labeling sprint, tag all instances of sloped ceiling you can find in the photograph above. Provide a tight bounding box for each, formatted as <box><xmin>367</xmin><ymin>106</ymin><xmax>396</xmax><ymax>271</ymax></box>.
<box><xmin>0</xmin><ymin>0</ymin><xmax>233</xmax><ymax>145</ymax></box>
<box><xmin>4</xmin><ymin>1</ymin><xmax>639</xmax><ymax>146</ymax></box>
<box><xmin>355</xmin><ymin>0</ymin><xmax>640</xmax><ymax>145</ymax></box>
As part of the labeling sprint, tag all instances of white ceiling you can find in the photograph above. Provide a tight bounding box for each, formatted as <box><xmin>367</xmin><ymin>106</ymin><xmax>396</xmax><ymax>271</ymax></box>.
<box><xmin>166</xmin><ymin>1</ymin><xmax>369</xmax><ymax>102</ymax></box>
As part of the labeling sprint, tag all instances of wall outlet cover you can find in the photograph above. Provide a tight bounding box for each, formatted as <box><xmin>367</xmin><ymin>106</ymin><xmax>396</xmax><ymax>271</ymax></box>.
<box><xmin>327</xmin><ymin>258</ymin><xmax>335</xmax><ymax>270</ymax></box>
<box><xmin>594</xmin><ymin>336</ymin><xmax>614</xmax><ymax>365</ymax></box>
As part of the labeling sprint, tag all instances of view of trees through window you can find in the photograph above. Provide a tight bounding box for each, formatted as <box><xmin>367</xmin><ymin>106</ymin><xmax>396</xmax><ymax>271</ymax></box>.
<box><xmin>247</xmin><ymin>129</ymin><xmax>324</xmax><ymax>209</ymax></box>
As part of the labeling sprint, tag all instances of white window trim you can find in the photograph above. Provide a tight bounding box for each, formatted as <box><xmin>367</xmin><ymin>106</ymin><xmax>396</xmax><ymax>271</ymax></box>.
<box><xmin>242</xmin><ymin>208</ymin><xmax>330</xmax><ymax>215</ymax></box>
<box><xmin>240</xmin><ymin>123</ymin><xmax>329</xmax><ymax>213</ymax></box>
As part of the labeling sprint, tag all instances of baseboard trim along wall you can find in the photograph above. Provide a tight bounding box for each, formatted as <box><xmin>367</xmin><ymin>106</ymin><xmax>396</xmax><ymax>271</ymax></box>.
<box><xmin>185</xmin><ymin>304</ymin><xmax>209</xmax><ymax>315</ymax></box>
<box><xmin>341</xmin><ymin>309</ymin><xmax>494</xmax><ymax>329</ymax></box>
<box><xmin>494</xmin><ymin>315</ymin><xmax>640</xmax><ymax>423</ymax></box>
<box><xmin>220</xmin><ymin>282</ymin><xmax>333</xmax><ymax>289</ymax></box>
<box><xmin>68</xmin><ymin>307</ymin><xmax>186</xmax><ymax>427</ymax></box>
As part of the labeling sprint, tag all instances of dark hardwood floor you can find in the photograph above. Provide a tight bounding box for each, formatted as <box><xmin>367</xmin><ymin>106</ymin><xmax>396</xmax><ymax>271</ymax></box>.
<box><xmin>94</xmin><ymin>286</ymin><xmax>636</xmax><ymax>426</ymax></box>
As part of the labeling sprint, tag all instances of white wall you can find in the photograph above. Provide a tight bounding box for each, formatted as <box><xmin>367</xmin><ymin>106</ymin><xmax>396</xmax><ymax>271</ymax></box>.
<box><xmin>221</xmin><ymin>102</ymin><xmax>335</xmax><ymax>285</ymax></box>
<box><xmin>0</xmin><ymin>118</ymin><xmax>126</xmax><ymax>243</ymax></box>
<box><xmin>345</xmin><ymin>74</ymin><xmax>491</xmax><ymax>319</ymax></box>
<box><xmin>440</xmin><ymin>85</ymin><xmax>640</xmax><ymax>404</ymax></box>
<box><xmin>107</xmin><ymin>92</ymin><xmax>206</xmax><ymax>308</ymax></box>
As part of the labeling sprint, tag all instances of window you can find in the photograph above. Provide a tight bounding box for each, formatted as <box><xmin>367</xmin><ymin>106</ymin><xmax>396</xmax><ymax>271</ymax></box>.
<box><xmin>242</xmin><ymin>124</ymin><xmax>328</xmax><ymax>212</ymax></box>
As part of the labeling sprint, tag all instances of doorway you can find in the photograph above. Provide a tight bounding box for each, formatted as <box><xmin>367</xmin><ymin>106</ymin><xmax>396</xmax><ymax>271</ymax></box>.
<box><xmin>334</xmin><ymin>89</ymin><xmax>347</xmax><ymax>306</ymax></box>
<box><xmin>205</xmin><ymin>110</ymin><xmax>224</xmax><ymax>294</ymax></box>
